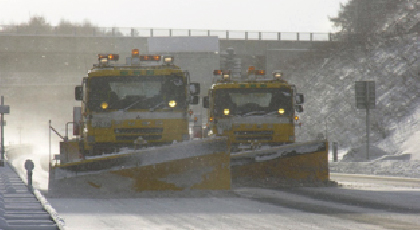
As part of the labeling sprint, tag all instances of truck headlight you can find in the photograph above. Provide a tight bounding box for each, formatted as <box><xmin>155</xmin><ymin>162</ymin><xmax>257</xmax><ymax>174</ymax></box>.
<box><xmin>224</xmin><ymin>108</ymin><xmax>230</xmax><ymax>116</ymax></box>
<box><xmin>169</xmin><ymin>100</ymin><xmax>177</xmax><ymax>108</ymax></box>
<box><xmin>101</xmin><ymin>102</ymin><xmax>108</xmax><ymax>109</ymax></box>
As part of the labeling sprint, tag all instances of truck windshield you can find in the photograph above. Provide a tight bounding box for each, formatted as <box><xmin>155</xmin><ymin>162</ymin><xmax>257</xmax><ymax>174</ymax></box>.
<box><xmin>88</xmin><ymin>75</ymin><xmax>186</xmax><ymax>111</ymax></box>
<box><xmin>214</xmin><ymin>88</ymin><xmax>293</xmax><ymax>116</ymax></box>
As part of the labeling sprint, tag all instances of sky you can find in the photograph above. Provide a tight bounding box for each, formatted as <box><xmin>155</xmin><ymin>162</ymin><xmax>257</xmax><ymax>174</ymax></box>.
<box><xmin>1</xmin><ymin>0</ymin><xmax>350</xmax><ymax>33</ymax></box>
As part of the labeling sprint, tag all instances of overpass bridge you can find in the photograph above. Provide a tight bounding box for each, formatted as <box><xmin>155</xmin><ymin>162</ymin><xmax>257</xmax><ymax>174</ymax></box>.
<box><xmin>0</xmin><ymin>26</ymin><xmax>340</xmax><ymax>86</ymax></box>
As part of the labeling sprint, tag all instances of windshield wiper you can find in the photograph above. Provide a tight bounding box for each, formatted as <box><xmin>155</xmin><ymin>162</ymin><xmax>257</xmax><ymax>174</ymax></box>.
<box><xmin>242</xmin><ymin>111</ymin><xmax>268</xmax><ymax>116</ymax></box>
<box><xmin>149</xmin><ymin>102</ymin><xmax>166</xmax><ymax>111</ymax></box>
<box><xmin>123</xmin><ymin>98</ymin><xmax>146</xmax><ymax>111</ymax></box>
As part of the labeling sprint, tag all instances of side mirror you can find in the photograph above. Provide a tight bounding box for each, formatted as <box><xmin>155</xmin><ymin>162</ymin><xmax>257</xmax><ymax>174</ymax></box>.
<box><xmin>190</xmin><ymin>83</ymin><xmax>200</xmax><ymax>96</ymax></box>
<box><xmin>190</xmin><ymin>96</ymin><xmax>199</xmax><ymax>105</ymax></box>
<box><xmin>295</xmin><ymin>105</ymin><xmax>304</xmax><ymax>112</ymax></box>
<box><xmin>202</xmin><ymin>96</ymin><xmax>209</xmax><ymax>108</ymax></box>
<box><xmin>296</xmin><ymin>93</ymin><xmax>304</xmax><ymax>104</ymax></box>
<box><xmin>75</xmin><ymin>86</ymin><xmax>83</xmax><ymax>101</ymax></box>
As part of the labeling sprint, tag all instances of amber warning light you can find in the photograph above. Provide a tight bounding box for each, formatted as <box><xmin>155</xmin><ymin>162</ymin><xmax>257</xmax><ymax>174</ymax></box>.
<box><xmin>107</xmin><ymin>54</ymin><xmax>119</xmax><ymax>61</ymax></box>
<box><xmin>132</xmin><ymin>49</ymin><xmax>140</xmax><ymax>57</ymax></box>
<box><xmin>248</xmin><ymin>66</ymin><xmax>256</xmax><ymax>72</ymax></box>
<box><xmin>213</xmin><ymin>70</ymin><xmax>222</xmax><ymax>75</ymax></box>
<box><xmin>255</xmin><ymin>70</ymin><xmax>265</xmax><ymax>75</ymax></box>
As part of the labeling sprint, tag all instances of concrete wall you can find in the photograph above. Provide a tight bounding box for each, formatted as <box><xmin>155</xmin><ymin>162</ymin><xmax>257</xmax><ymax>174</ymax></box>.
<box><xmin>220</xmin><ymin>40</ymin><xmax>341</xmax><ymax>76</ymax></box>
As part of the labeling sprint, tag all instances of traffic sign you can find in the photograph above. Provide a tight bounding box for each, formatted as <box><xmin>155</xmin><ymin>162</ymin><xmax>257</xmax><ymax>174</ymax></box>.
<box><xmin>355</xmin><ymin>81</ymin><xmax>375</xmax><ymax>109</ymax></box>
<box><xmin>0</xmin><ymin>105</ymin><xmax>9</xmax><ymax>114</ymax></box>
<box><xmin>354</xmin><ymin>81</ymin><xmax>375</xmax><ymax>160</ymax></box>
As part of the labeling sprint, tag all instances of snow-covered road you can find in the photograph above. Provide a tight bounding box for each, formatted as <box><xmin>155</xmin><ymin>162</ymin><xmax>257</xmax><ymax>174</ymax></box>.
<box><xmin>48</xmin><ymin>195</ymin><xmax>389</xmax><ymax>230</ymax></box>
<box><xmin>45</xmin><ymin>173</ymin><xmax>420</xmax><ymax>230</ymax></box>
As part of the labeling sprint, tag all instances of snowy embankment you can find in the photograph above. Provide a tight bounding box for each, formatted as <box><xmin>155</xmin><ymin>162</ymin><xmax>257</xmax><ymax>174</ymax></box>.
<box><xmin>297</xmin><ymin>0</ymin><xmax>420</xmax><ymax>179</ymax></box>
<box><xmin>289</xmin><ymin>0</ymin><xmax>419</xmax><ymax>156</ymax></box>
<box><xmin>331</xmin><ymin>104</ymin><xmax>420</xmax><ymax>178</ymax></box>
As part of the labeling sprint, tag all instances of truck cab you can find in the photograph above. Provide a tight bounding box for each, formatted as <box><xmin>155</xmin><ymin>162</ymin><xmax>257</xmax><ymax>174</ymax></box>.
<box><xmin>203</xmin><ymin>68</ymin><xmax>303</xmax><ymax>151</ymax></box>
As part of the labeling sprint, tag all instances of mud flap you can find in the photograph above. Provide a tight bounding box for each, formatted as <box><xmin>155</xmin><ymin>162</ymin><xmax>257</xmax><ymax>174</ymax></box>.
<box><xmin>48</xmin><ymin>137</ymin><xmax>230</xmax><ymax>196</ymax></box>
<box><xmin>230</xmin><ymin>140</ymin><xmax>329</xmax><ymax>187</ymax></box>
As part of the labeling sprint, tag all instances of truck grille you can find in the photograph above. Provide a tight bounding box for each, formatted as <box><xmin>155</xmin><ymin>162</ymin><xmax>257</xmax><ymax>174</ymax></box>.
<box><xmin>115</xmin><ymin>135</ymin><xmax>162</xmax><ymax>141</ymax></box>
<box><xmin>233</xmin><ymin>131</ymin><xmax>273</xmax><ymax>135</ymax></box>
<box><xmin>234</xmin><ymin>130</ymin><xmax>273</xmax><ymax>141</ymax></box>
<box><xmin>235</xmin><ymin>136</ymin><xmax>273</xmax><ymax>141</ymax></box>
<box><xmin>115</xmin><ymin>127</ymin><xmax>163</xmax><ymax>134</ymax></box>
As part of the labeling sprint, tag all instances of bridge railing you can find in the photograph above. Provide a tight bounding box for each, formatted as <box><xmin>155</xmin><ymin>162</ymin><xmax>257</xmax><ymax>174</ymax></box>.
<box><xmin>0</xmin><ymin>25</ymin><xmax>338</xmax><ymax>41</ymax></box>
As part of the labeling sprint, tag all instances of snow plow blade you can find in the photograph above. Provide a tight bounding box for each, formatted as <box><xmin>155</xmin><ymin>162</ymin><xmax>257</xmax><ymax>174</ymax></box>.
<box><xmin>230</xmin><ymin>140</ymin><xmax>329</xmax><ymax>187</ymax></box>
<box><xmin>48</xmin><ymin>137</ymin><xmax>230</xmax><ymax>196</ymax></box>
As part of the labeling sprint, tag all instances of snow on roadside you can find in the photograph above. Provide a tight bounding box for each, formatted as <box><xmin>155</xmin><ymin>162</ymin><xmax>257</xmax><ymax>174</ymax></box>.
<box><xmin>333</xmin><ymin>103</ymin><xmax>420</xmax><ymax>179</ymax></box>
<box><xmin>398</xmin><ymin>105</ymin><xmax>420</xmax><ymax>160</ymax></box>
<box><xmin>330</xmin><ymin>160</ymin><xmax>420</xmax><ymax>178</ymax></box>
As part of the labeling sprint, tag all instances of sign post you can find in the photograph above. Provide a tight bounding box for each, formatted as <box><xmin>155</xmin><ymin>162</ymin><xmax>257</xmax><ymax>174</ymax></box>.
<box><xmin>355</xmin><ymin>81</ymin><xmax>375</xmax><ymax>160</ymax></box>
<box><xmin>0</xmin><ymin>96</ymin><xmax>10</xmax><ymax>166</ymax></box>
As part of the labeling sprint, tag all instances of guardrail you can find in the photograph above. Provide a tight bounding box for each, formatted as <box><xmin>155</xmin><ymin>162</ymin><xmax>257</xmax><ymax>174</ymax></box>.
<box><xmin>3</xmin><ymin>162</ymin><xmax>63</xmax><ymax>230</ymax></box>
<box><xmin>0</xmin><ymin>25</ymin><xmax>337</xmax><ymax>41</ymax></box>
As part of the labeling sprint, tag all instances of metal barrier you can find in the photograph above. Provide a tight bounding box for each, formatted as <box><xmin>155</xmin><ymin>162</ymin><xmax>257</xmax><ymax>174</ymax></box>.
<box><xmin>1</xmin><ymin>162</ymin><xmax>61</xmax><ymax>230</ymax></box>
<box><xmin>0</xmin><ymin>25</ymin><xmax>336</xmax><ymax>41</ymax></box>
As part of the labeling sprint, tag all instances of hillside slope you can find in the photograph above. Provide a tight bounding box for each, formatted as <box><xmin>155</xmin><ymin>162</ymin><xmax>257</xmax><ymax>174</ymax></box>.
<box><xmin>287</xmin><ymin>0</ymin><xmax>419</xmax><ymax>157</ymax></box>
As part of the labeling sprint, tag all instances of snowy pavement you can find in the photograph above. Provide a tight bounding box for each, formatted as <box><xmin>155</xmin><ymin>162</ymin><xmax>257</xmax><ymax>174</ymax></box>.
<box><xmin>48</xmin><ymin>194</ymin><xmax>391</xmax><ymax>230</ymax></box>
<box><xmin>44</xmin><ymin>173</ymin><xmax>420</xmax><ymax>230</ymax></box>
<box><xmin>46</xmin><ymin>178</ymin><xmax>420</xmax><ymax>230</ymax></box>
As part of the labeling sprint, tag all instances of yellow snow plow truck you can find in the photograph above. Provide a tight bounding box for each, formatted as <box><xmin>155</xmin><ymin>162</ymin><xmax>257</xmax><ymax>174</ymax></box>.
<box><xmin>49</xmin><ymin>50</ymin><xmax>230</xmax><ymax>195</ymax></box>
<box><xmin>202</xmin><ymin>67</ymin><xmax>329</xmax><ymax>187</ymax></box>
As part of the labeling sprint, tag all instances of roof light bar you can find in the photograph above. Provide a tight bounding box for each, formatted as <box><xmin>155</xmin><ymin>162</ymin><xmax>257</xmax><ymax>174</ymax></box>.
<box><xmin>140</xmin><ymin>55</ymin><xmax>161</xmax><ymax>61</ymax></box>
<box><xmin>98</xmin><ymin>53</ymin><xmax>119</xmax><ymax>64</ymax></box>
<box><xmin>140</xmin><ymin>56</ymin><xmax>150</xmax><ymax>61</ymax></box>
